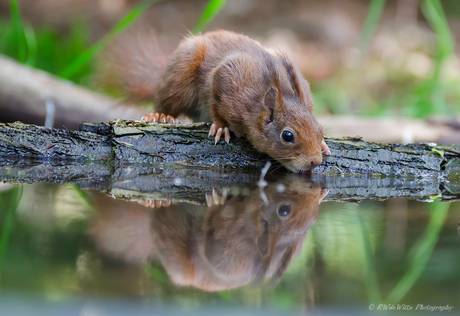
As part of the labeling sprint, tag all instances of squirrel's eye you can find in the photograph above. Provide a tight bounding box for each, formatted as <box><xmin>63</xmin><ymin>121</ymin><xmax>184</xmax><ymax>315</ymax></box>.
<box><xmin>282</xmin><ymin>130</ymin><xmax>294</xmax><ymax>143</ymax></box>
<box><xmin>278</xmin><ymin>204</ymin><xmax>291</xmax><ymax>217</ymax></box>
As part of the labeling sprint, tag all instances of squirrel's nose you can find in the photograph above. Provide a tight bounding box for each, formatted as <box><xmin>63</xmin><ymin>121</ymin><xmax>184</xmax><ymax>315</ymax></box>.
<box><xmin>310</xmin><ymin>158</ymin><xmax>322</xmax><ymax>168</ymax></box>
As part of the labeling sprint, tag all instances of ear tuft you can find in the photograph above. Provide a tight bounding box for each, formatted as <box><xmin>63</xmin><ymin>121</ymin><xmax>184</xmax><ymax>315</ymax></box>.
<box><xmin>279</xmin><ymin>54</ymin><xmax>304</xmax><ymax>101</ymax></box>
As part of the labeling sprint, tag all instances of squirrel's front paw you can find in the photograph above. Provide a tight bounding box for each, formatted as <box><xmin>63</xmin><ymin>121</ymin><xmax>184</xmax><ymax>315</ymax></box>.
<box><xmin>141</xmin><ymin>112</ymin><xmax>182</xmax><ymax>124</ymax></box>
<box><xmin>138</xmin><ymin>199</ymin><xmax>172</xmax><ymax>208</ymax></box>
<box><xmin>209</xmin><ymin>123</ymin><xmax>231</xmax><ymax>144</ymax></box>
<box><xmin>206</xmin><ymin>188</ymin><xmax>228</xmax><ymax>206</ymax></box>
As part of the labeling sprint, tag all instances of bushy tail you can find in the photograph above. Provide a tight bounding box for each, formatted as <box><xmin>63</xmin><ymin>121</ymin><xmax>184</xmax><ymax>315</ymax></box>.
<box><xmin>96</xmin><ymin>29</ymin><xmax>176</xmax><ymax>104</ymax></box>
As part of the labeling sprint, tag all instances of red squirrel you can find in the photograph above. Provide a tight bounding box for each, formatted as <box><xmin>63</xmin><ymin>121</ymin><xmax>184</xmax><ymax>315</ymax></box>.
<box><xmin>101</xmin><ymin>30</ymin><xmax>330</xmax><ymax>172</ymax></box>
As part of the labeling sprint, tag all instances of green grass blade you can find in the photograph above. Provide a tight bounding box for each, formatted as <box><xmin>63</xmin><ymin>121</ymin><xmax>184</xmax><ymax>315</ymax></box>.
<box><xmin>110</xmin><ymin>0</ymin><xmax>157</xmax><ymax>34</ymax></box>
<box><xmin>9</xmin><ymin>0</ymin><xmax>27</xmax><ymax>63</ymax></box>
<box><xmin>145</xmin><ymin>264</ymin><xmax>169</xmax><ymax>285</ymax></box>
<box><xmin>421</xmin><ymin>0</ymin><xmax>455</xmax><ymax>82</ymax></box>
<box><xmin>358</xmin><ymin>0</ymin><xmax>387</xmax><ymax>59</ymax></box>
<box><xmin>422</xmin><ymin>0</ymin><xmax>454</xmax><ymax>59</ymax></box>
<box><xmin>68</xmin><ymin>184</ymin><xmax>95</xmax><ymax>212</ymax></box>
<box><xmin>60</xmin><ymin>41</ymin><xmax>105</xmax><ymax>80</ymax></box>
<box><xmin>419</xmin><ymin>0</ymin><xmax>455</xmax><ymax>116</ymax></box>
<box><xmin>60</xmin><ymin>0</ymin><xmax>158</xmax><ymax>80</ymax></box>
<box><xmin>385</xmin><ymin>201</ymin><xmax>450</xmax><ymax>303</ymax></box>
<box><xmin>192</xmin><ymin>0</ymin><xmax>228</xmax><ymax>34</ymax></box>
<box><xmin>0</xmin><ymin>25</ymin><xmax>14</xmax><ymax>55</ymax></box>
<box><xmin>24</xmin><ymin>23</ymin><xmax>37</xmax><ymax>66</ymax></box>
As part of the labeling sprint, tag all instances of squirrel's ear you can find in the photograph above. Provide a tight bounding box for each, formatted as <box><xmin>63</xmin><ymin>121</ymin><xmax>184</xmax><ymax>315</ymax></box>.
<box><xmin>262</xmin><ymin>75</ymin><xmax>284</xmax><ymax>124</ymax></box>
<box><xmin>256</xmin><ymin>218</ymin><xmax>270</xmax><ymax>256</ymax></box>
<box><xmin>263</xmin><ymin>87</ymin><xmax>276</xmax><ymax>124</ymax></box>
<box><xmin>269</xmin><ymin>242</ymin><xmax>298</xmax><ymax>286</ymax></box>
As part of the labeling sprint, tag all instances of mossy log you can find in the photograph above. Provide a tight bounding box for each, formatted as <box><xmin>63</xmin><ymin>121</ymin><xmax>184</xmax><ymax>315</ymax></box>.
<box><xmin>1</xmin><ymin>120</ymin><xmax>459</xmax><ymax>203</ymax></box>
<box><xmin>0</xmin><ymin>120</ymin><xmax>459</xmax><ymax>179</ymax></box>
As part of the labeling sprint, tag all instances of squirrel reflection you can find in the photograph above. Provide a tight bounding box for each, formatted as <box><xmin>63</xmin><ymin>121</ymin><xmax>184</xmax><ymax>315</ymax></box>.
<box><xmin>90</xmin><ymin>180</ymin><xmax>327</xmax><ymax>291</ymax></box>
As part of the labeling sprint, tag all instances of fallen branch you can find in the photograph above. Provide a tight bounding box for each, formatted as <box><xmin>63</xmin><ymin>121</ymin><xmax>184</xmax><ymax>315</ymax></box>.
<box><xmin>317</xmin><ymin>115</ymin><xmax>460</xmax><ymax>144</ymax></box>
<box><xmin>0</xmin><ymin>56</ymin><xmax>144</xmax><ymax>130</ymax></box>
<box><xmin>2</xmin><ymin>56</ymin><xmax>460</xmax><ymax>145</ymax></box>
<box><xmin>0</xmin><ymin>120</ymin><xmax>459</xmax><ymax>179</ymax></box>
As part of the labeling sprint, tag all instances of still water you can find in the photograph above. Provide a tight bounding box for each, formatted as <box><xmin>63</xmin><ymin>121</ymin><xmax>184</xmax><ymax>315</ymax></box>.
<box><xmin>0</xmin><ymin>166</ymin><xmax>459</xmax><ymax>315</ymax></box>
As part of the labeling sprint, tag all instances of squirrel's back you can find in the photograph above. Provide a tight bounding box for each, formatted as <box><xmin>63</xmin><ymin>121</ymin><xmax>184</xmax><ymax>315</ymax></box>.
<box><xmin>155</xmin><ymin>30</ymin><xmax>273</xmax><ymax>119</ymax></box>
<box><xmin>99</xmin><ymin>30</ymin><xmax>313</xmax><ymax>117</ymax></box>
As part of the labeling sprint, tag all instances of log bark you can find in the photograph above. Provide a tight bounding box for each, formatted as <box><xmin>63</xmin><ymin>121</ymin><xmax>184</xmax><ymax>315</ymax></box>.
<box><xmin>1</xmin><ymin>120</ymin><xmax>459</xmax><ymax>177</ymax></box>
<box><xmin>1</xmin><ymin>120</ymin><xmax>459</xmax><ymax>203</ymax></box>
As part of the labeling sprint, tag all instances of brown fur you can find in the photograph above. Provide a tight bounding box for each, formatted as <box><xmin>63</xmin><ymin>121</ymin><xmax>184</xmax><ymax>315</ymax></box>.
<box><xmin>198</xmin><ymin>181</ymin><xmax>323</xmax><ymax>289</ymax></box>
<box><xmin>97</xmin><ymin>29</ymin><xmax>173</xmax><ymax>103</ymax></box>
<box><xmin>90</xmin><ymin>180</ymin><xmax>327</xmax><ymax>292</ymax></box>
<box><xmin>101</xmin><ymin>30</ymin><xmax>324</xmax><ymax>171</ymax></box>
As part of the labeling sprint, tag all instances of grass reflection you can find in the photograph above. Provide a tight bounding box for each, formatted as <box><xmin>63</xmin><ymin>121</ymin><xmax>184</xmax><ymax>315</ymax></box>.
<box><xmin>359</xmin><ymin>213</ymin><xmax>382</xmax><ymax>303</ymax></box>
<box><xmin>0</xmin><ymin>186</ymin><xmax>22</xmax><ymax>285</ymax></box>
<box><xmin>386</xmin><ymin>200</ymin><xmax>451</xmax><ymax>303</ymax></box>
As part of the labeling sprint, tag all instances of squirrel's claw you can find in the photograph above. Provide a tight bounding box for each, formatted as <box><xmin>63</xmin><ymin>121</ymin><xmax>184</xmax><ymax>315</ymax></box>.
<box><xmin>209</xmin><ymin>124</ymin><xmax>231</xmax><ymax>144</ymax></box>
<box><xmin>215</xmin><ymin>127</ymin><xmax>223</xmax><ymax>144</ymax></box>
<box><xmin>209</xmin><ymin>123</ymin><xmax>217</xmax><ymax>137</ymax></box>
<box><xmin>138</xmin><ymin>199</ymin><xmax>172</xmax><ymax>208</ymax></box>
<box><xmin>224</xmin><ymin>127</ymin><xmax>231</xmax><ymax>143</ymax></box>
<box><xmin>322</xmin><ymin>139</ymin><xmax>331</xmax><ymax>155</ymax></box>
<box><xmin>141</xmin><ymin>112</ymin><xmax>181</xmax><ymax>124</ymax></box>
<box><xmin>206</xmin><ymin>188</ymin><xmax>228</xmax><ymax>206</ymax></box>
<box><xmin>142</xmin><ymin>112</ymin><xmax>159</xmax><ymax>123</ymax></box>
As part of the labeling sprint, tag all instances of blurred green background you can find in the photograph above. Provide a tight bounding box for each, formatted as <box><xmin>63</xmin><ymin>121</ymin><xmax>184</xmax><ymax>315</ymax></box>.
<box><xmin>1</xmin><ymin>0</ymin><xmax>460</xmax><ymax>119</ymax></box>
<box><xmin>1</xmin><ymin>1</ymin><xmax>460</xmax><ymax>311</ymax></box>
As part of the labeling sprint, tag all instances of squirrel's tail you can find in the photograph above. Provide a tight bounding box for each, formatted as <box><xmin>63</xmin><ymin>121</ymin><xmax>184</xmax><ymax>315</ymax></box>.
<box><xmin>96</xmin><ymin>29</ymin><xmax>175</xmax><ymax>104</ymax></box>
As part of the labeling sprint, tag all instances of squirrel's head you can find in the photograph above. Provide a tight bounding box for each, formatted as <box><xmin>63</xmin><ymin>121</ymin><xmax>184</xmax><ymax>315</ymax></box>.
<box><xmin>252</xmin><ymin>75</ymin><xmax>324</xmax><ymax>173</ymax></box>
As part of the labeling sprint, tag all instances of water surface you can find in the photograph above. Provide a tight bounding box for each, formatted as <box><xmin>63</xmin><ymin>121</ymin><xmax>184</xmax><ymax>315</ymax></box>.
<box><xmin>0</xmin><ymin>167</ymin><xmax>459</xmax><ymax>314</ymax></box>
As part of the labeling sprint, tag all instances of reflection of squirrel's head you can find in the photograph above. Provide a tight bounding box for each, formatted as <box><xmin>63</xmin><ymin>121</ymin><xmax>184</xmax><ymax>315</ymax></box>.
<box><xmin>199</xmin><ymin>181</ymin><xmax>324</xmax><ymax>290</ymax></box>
